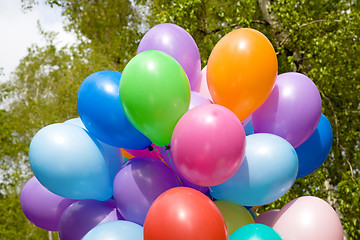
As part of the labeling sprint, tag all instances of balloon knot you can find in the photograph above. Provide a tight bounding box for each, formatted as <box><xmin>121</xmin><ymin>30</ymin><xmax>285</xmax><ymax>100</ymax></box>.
<box><xmin>148</xmin><ymin>145</ymin><xmax>154</xmax><ymax>151</ymax></box>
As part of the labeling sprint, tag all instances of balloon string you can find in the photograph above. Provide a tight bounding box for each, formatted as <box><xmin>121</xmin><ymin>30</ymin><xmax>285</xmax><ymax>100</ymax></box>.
<box><xmin>209</xmin><ymin>187</ymin><xmax>213</xmax><ymax>192</ymax></box>
<box><xmin>165</xmin><ymin>146</ymin><xmax>175</xmax><ymax>170</ymax></box>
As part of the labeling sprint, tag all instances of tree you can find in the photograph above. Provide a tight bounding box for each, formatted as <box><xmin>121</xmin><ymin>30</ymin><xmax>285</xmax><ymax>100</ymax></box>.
<box><xmin>1</xmin><ymin>0</ymin><xmax>359</xmax><ymax>238</ymax></box>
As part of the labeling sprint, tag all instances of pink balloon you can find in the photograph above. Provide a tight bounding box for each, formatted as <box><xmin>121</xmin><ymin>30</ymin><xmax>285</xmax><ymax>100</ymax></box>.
<box><xmin>273</xmin><ymin>196</ymin><xmax>343</xmax><ymax>240</ymax></box>
<box><xmin>193</xmin><ymin>66</ymin><xmax>213</xmax><ymax>101</ymax></box>
<box><xmin>171</xmin><ymin>104</ymin><xmax>246</xmax><ymax>186</ymax></box>
<box><xmin>255</xmin><ymin>209</ymin><xmax>280</xmax><ymax>227</ymax></box>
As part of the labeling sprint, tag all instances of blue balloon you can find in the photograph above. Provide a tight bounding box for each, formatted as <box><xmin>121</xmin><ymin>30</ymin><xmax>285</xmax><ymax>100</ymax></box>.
<box><xmin>295</xmin><ymin>113</ymin><xmax>333</xmax><ymax>178</ymax></box>
<box><xmin>64</xmin><ymin>118</ymin><xmax>124</xmax><ymax>183</ymax></box>
<box><xmin>210</xmin><ymin>133</ymin><xmax>298</xmax><ymax>206</ymax></box>
<box><xmin>230</xmin><ymin>223</ymin><xmax>284</xmax><ymax>240</ymax></box>
<box><xmin>77</xmin><ymin>70</ymin><xmax>151</xmax><ymax>149</ymax></box>
<box><xmin>29</xmin><ymin>123</ymin><xmax>112</xmax><ymax>200</ymax></box>
<box><xmin>82</xmin><ymin>220</ymin><xmax>143</xmax><ymax>240</ymax></box>
<box><xmin>244</xmin><ymin>119</ymin><xmax>254</xmax><ymax>136</ymax></box>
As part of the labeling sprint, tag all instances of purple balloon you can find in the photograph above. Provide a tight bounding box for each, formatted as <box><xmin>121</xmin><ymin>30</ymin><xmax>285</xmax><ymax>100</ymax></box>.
<box><xmin>20</xmin><ymin>176</ymin><xmax>76</xmax><ymax>231</ymax></box>
<box><xmin>58</xmin><ymin>199</ymin><xmax>123</xmax><ymax>240</ymax></box>
<box><xmin>189</xmin><ymin>91</ymin><xmax>213</xmax><ymax>110</ymax></box>
<box><xmin>113</xmin><ymin>157</ymin><xmax>180</xmax><ymax>225</ymax></box>
<box><xmin>159</xmin><ymin>146</ymin><xmax>209</xmax><ymax>194</ymax></box>
<box><xmin>137</xmin><ymin>23</ymin><xmax>202</xmax><ymax>90</ymax></box>
<box><xmin>252</xmin><ymin>72</ymin><xmax>322</xmax><ymax>148</ymax></box>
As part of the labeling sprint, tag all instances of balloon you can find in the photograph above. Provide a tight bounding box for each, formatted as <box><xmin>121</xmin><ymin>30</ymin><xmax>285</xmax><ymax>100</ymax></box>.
<box><xmin>230</xmin><ymin>223</ymin><xmax>284</xmax><ymax>240</ymax></box>
<box><xmin>58</xmin><ymin>199</ymin><xmax>123</xmax><ymax>240</ymax></box>
<box><xmin>29</xmin><ymin>123</ymin><xmax>112</xmax><ymax>201</ymax></box>
<box><xmin>121</xmin><ymin>148</ymin><xmax>134</xmax><ymax>159</ymax></box>
<box><xmin>64</xmin><ymin>118</ymin><xmax>123</xmax><ymax>182</ymax></box>
<box><xmin>144</xmin><ymin>187</ymin><xmax>228</xmax><ymax>240</ymax></box>
<box><xmin>255</xmin><ymin>209</ymin><xmax>281</xmax><ymax>227</ymax></box>
<box><xmin>207</xmin><ymin>28</ymin><xmax>278</xmax><ymax>121</ymax></box>
<box><xmin>210</xmin><ymin>133</ymin><xmax>298</xmax><ymax>206</ymax></box>
<box><xmin>193</xmin><ymin>66</ymin><xmax>213</xmax><ymax>100</ymax></box>
<box><xmin>82</xmin><ymin>220</ymin><xmax>143</xmax><ymax>240</ymax></box>
<box><xmin>171</xmin><ymin>104</ymin><xmax>246</xmax><ymax>186</ymax></box>
<box><xmin>189</xmin><ymin>91</ymin><xmax>212</xmax><ymax>110</ymax></box>
<box><xmin>272</xmin><ymin>196</ymin><xmax>343</xmax><ymax>240</ymax></box>
<box><xmin>77</xmin><ymin>70</ymin><xmax>151</xmax><ymax>149</ymax></box>
<box><xmin>20</xmin><ymin>176</ymin><xmax>76</xmax><ymax>231</ymax></box>
<box><xmin>113</xmin><ymin>157</ymin><xmax>180</xmax><ymax>225</ymax></box>
<box><xmin>137</xmin><ymin>23</ymin><xmax>201</xmax><ymax>89</ymax></box>
<box><xmin>243</xmin><ymin>118</ymin><xmax>254</xmax><ymax>136</ymax></box>
<box><xmin>120</xmin><ymin>50</ymin><xmax>191</xmax><ymax>146</ymax></box>
<box><xmin>159</xmin><ymin>146</ymin><xmax>209</xmax><ymax>194</ymax></box>
<box><xmin>214</xmin><ymin>200</ymin><xmax>255</xmax><ymax>236</ymax></box>
<box><xmin>124</xmin><ymin>144</ymin><xmax>162</xmax><ymax>160</ymax></box>
<box><xmin>296</xmin><ymin>113</ymin><xmax>333</xmax><ymax>178</ymax></box>
<box><xmin>252</xmin><ymin>72</ymin><xmax>322</xmax><ymax>148</ymax></box>
<box><xmin>248</xmin><ymin>208</ymin><xmax>257</xmax><ymax>220</ymax></box>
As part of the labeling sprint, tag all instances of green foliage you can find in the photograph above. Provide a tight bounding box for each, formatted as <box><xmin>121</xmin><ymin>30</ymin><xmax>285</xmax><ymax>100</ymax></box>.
<box><xmin>0</xmin><ymin>193</ymin><xmax>50</xmax><ymax>239</ymax></box>
<box><xmin>2</xmin><ymin>0</ymin><xmax>360</xmax><ymax>239</ymax></box>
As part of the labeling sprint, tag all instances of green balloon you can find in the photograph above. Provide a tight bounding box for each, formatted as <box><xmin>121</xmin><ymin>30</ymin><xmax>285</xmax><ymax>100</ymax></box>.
<box><xmin>120</xmin><ymin>50</ymin><xmax>191</xmax><ymax>146</ymax></box>
<box><xmin>230</xmin><ymin>223</ymin><xmax>284</xmax><ymax>240</ymax></box>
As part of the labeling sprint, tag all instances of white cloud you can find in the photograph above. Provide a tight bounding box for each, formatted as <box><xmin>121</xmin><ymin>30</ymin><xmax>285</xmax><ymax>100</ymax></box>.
<box><xmin>0</xmin><ymin>0</ymin><xmax>76</xmax><ymax>83</ymax></box>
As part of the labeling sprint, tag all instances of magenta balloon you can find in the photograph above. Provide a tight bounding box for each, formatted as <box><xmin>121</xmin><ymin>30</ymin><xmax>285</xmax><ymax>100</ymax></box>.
<box><xmin>255</xmin><ymin>209</ymin><xmax>280</xmax><ymax>227</ymax></box>
<box><xmin>159</xmin><ymin>146</ymin><xmax>209</xmax><ymax>194</ymax></box>
<box><xmin>189</xmin><ymin>91</ymin><xmax>213</xmax><ymax>110</ymax></box>
<box><xmin>171</xmin><ymin>104</ymin><xmax>246</xmax><ymax>187</ymax></box>
<box><xmin>137</xmin><ymin>23</ymin><xmax>201</xmax><ymax>90</ymax></box>
<box><xmin>273</xmin><ymin>196</ymin><xmax>343</xmax><ymax>240</ymax></box>
<box><xmin>58</xmin><ymin>199</ymin><xmax>122</xmax><ymax>240</ymax></box>
<box><xmin>124</xmin><ymin>143</ymin><xmax>162</xmax><ymax>160</ymax></box>
<box><xmin>113</xmin><ymin>157</ymin><xmax>180</xmax><ymax>225</ymax></box>
<box><xmin>252</xmin><ymin>72</ymin><xmax>322</xmax><ymax>148</ymax></box>
<box><xmin>20</xmin><ymin>176</ymin><xmax>76</xmax><ymax>231</ymax></box>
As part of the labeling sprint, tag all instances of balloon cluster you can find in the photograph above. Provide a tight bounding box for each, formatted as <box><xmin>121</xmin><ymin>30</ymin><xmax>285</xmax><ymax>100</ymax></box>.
<box><xmin>20</xmin><ymin>23</ymin><xmax>342</xmax><ymax>240</ymax></box>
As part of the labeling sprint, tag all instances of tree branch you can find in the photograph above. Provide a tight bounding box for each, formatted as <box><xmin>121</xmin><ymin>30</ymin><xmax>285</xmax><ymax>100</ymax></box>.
<box><xmin>279</xmin><ymin>19</ymin><xmax>341</xmax><ymax>46</ymax></box>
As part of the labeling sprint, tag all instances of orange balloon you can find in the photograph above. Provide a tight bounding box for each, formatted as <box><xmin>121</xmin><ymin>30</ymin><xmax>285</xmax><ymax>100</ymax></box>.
<box><xmin>120</xmin><ymin>149</ymin><xmax>134</xmax><ymax>159</ymax></box>
<box><xmin>144</xmin><ymin>187</ymin><xmax>228</xmax><ymax>240</ymax></box>
<box><xmin>207</xmin><ymin>28</ymin><xmax>278</xmax><ymax>121</ymax></box>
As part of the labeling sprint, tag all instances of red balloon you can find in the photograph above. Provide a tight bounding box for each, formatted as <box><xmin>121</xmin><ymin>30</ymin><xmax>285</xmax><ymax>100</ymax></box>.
<box><xmin>144</xmin><ymin>187</ymin><xmax>228</xmax><ymax>240</ymax></box>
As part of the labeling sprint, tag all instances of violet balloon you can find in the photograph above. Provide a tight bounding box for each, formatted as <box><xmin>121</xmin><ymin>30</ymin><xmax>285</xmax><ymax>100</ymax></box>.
<box><xmin>137</xmin><ymin>23</ymin><xmax>201</xmax><ymax>89</ymax></box>
<box><xmin>113</xmin><ymin>157</ymin><xmax>180</xmax><ymax>225</ymax></box>
<box><xmin>159</xmin><ymin>146</ymin><xmax>209</xmax><ymax>194</ymax></box>
<box><xmin>252</xmin><ymin>72</ymin><xmax>322</xmax><ymax>148</ymax></box>
<box><xmin>189</xmin><ymin>91</ymin><xmax>213</xmax><ymax>110</ymax></box>
<box><xmin>255</xmin><ymin>209</ymin><xmax>280</xmax><ymax>227</ymax></box>
<box><xmin>194</xmin><ymin>66</ymin><xmax>213</xmax><ymax>100</ymax></box>
<box><xmin>20</xmin><ymin>176</ymin><xmax>76</xmax><ymax>231</ymax></box>
<box><xmin>171</xmin><ymin>104</ymin><xmax>246</xmax><ymax>187</ymax></box>
<box><xmin>58</xmin><ymin>199</ymin><xmax>123</xmax><ymax>240</ymax></box>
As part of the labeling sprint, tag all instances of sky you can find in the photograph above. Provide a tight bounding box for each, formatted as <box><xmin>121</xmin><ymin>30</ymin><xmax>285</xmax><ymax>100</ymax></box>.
<box><xmin>0</xmin><ymin>0</ymin><xmax>76</xmax><ymax>83</ymax></box>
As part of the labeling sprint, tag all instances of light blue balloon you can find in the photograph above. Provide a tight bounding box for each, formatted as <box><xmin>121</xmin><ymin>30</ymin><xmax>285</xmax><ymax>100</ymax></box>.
<box><xmin>64</xmin><ymin>118</ymin><xmax>123</xmax><ymax>182</ymax></box>
<box><xmin>82</xmin><ymin>220</ymin><xmax>143</xmax><ymax>240</ymax></box>
<box><xmin>230</xmin><ymin>223</ymin><xmax>284</xmax><ymax>240</ymax></box>
<box><xmin>29</xmin><ymin>123</ymin><xmax>112</xmax><ymax>201</ymax></box>
<box><xmin>295</xmin><ymin>113</ymin><xmax>333</xmax><ymax>178</ymax></box>
<box><xmin>210</xmin><ymin>133</ymin><xmax>298</xmax><ymax>206</ymax></box>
